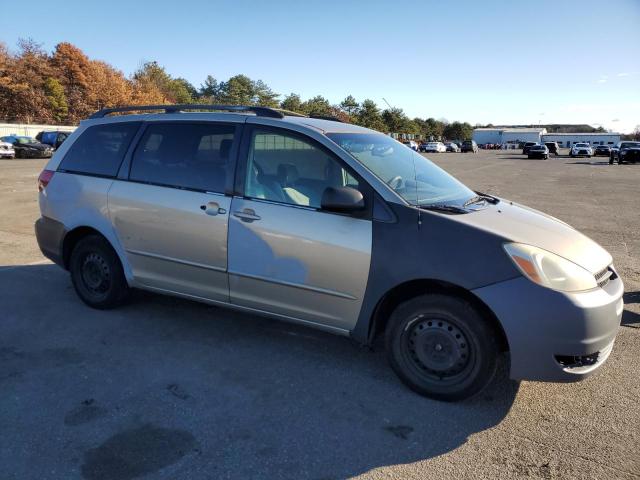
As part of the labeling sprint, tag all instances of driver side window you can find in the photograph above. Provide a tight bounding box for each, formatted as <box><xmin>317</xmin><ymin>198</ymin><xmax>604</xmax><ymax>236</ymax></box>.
<box><xmin>245</xmin><ymin>130</ymin><xmax>359</xmax><ymax>209</ymax></box>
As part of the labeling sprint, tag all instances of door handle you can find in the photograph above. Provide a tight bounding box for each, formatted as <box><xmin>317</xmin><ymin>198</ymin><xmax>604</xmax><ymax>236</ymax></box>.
<box><xmin>200</xmin><ymin>202</ymin><xmax>227</xmax><ymax>216</ymax></box>
<box><xmin>233</xmin><ymin>208</ymin><xmax>261</xmax><ymax>222</ymax></box>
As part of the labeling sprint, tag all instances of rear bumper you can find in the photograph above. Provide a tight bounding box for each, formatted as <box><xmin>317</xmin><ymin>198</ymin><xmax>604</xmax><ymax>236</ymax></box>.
<box><xmin>473</xmin><ymin>271</ymin><xmax>623</xmax><ymax>382</ymax></box>
<box><xmin>35</xmin><ymin>216</ymin><xmax>66</xmax><ymax>267</ymax></box>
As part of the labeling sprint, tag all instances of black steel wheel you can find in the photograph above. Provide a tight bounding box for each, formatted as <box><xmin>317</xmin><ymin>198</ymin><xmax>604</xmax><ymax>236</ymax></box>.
<box><xmin>386</xmin><ymin>294</ymin><xmax>499</xmax><ymax>401</ymax></box>
<box><xmin>70</xmin><ymin>235</ymin><xmax>129</xmax><ymax>309</ymax></box>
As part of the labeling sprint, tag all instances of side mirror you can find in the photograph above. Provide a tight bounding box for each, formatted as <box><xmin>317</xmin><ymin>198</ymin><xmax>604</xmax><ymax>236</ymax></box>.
<box><xmin>321</xmin><ymin>186</ymin><xmax>365</xmax><ymax>213</ymax></box>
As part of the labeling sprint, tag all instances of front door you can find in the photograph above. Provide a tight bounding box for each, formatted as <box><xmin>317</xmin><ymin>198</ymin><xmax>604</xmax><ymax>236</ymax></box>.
<box><xmin>109</xmin><ymin>122</ymin><xmax>238</xmax><ymax>302</ymax></box>
<box><xmin>228</xmin><ymin>127</ymin><xmax>372</xmax><ymax>331</ymax></box>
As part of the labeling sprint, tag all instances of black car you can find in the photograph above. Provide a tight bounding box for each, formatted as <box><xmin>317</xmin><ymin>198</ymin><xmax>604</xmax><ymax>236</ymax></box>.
<box><xmin>0</xmin><ymin>135</ymin><xmax>54</xmax><ymax>159</ymax></box>
<box><xmin>460</xmin><ymin>140</ymin><xmax>478</xmax><ymax>153</ymax></box>
<box><xmin>528</xmin><ymin>144</ymin><xmax>549</xmax><ymax>159</ymax></box>
<box><xmin>544</xmin><ymin>142</ymin><xmax>560</xmax><ymax>156</ymax></box>
<box><xmin>36</xmin><ymin>131</ymin><xmax>70</xmax><ymax>150</ymax></box>
<box><xmin>610</xmin><ymin>141</ymin><xmax>640</xmax><ymax>164</ymax></box>
<box><xmin>522</xmin><ymin>142</ymin><xmax>537</xmax><ymax>154</ymax></box>
<box><xmin>594</xmin><ymin>145</ymin><xmax>611</xmax><ymax>157</ymax></box>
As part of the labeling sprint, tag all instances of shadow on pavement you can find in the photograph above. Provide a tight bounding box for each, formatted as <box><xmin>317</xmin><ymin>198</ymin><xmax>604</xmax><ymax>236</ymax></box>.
<box><xmin>622</xmin><ymin>291</ymin><xmax>640</xmax><ymax>328</ymax></box>
<box><xmin>565</xmin><ymin>160</ymin><xmax>612</xmax><ymax>166</ymax></box>
<box><xmin>1</xmin><ymin>264</ymin><xmax>520</xmax><ymax>480</ymax></box>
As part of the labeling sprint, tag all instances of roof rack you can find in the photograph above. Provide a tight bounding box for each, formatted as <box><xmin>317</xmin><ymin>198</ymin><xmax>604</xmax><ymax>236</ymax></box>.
<box><xmin>88</xmin><ymin>104</ymin><xmax>285</xmax><ymax>119</ymax></box>
<box><xmin>308</xmin><ymin>114</ymin><xmax>344</xmax><ymax>123</ymax></box>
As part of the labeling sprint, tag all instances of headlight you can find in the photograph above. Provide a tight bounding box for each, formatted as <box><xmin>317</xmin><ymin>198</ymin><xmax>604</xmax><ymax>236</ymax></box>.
<box><xmin>503</xmin><ymin>243</ymin><xmax>597</xmax><ymax>292</ymax></box>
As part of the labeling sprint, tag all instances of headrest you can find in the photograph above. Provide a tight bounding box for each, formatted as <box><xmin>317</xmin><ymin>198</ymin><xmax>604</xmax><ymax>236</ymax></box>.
<box><xmin>220</xmin><ymin>139</ymin><xmax>232</xmax><ymax>159</ymax></box>
<box><xmin>277</xmin><ymin>163</ymin><xmax>299</xmax><ymax>185</ymax></box>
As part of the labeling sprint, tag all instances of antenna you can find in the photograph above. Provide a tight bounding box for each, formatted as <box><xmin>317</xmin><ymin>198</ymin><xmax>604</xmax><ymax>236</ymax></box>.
<box><xmin>382</xmin><ymin>97</ymin><xmax>393</xmax><ymax>109</ymax></box>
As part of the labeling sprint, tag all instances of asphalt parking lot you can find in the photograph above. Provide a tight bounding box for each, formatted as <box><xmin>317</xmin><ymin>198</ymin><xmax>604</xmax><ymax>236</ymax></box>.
<box><xmin>1</xmin><ymin>150</ymin><xmax>639</xmax><ymax>480</ymax></box>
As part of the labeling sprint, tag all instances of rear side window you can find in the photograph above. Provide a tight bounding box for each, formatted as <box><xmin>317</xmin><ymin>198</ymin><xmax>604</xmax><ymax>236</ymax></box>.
<box><xmin>130</xmin><ymin>123</ymin><xmax>235</xmax><ymax>193</ymax></box>
<box><xmin>59</xmin><ymin>123</ymin><xmax>140</xmax><ymax>177</ymax></box>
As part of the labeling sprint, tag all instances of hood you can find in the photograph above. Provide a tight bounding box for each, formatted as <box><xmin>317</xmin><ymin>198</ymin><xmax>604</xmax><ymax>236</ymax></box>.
<box><xmin>21</xmin><ymin>142</ymin><xmax>49</xmax><ymax>150</ymax></box>
<box><xmin>452</xmin><ymin>200</ymin><xmax>612</xmax><ymax>273</ymax></box>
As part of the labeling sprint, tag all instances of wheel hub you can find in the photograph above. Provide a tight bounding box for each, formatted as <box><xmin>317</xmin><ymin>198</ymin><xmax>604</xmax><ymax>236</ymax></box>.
<box><xmin>81</xmin><ymin>253</ymin><xmax>110</xmax><ymax>293</ymax></box>
<box><xmin>408</xmin><ymin>318</ymin><xmax>470</xmax><ymax>377</ymax></box>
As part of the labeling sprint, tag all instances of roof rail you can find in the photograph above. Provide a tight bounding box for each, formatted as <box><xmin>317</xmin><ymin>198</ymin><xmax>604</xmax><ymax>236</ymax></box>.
<box><xmin>308</xmin><ymin>114</ymin><xmax>344</xmax><ymax>123</ymax></box>
<box><xmin>88</xmin><ymin>104</ymin><xmax>285</xmax><ymax>119</ymax></box>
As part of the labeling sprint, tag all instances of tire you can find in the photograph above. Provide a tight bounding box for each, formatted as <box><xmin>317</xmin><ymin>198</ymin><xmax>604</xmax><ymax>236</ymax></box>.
<box><xmin>69</xmin><ymin>234</ymin><xmax>129</xmax><ymax>309</ymax></box>
<box><xmin>544</xmin><ymin>155</ymin><xmax>548</xmax><ymax>159</ymax></box>
<box><xmin>385</xmin><ymin>294</ymin><xmax>499</xmax><ymax>401</ymax></box>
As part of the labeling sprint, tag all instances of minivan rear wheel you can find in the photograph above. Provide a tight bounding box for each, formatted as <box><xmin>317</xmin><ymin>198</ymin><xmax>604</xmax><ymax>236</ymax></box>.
<box><xmin>69</xmin><ymin>235</ymin><xmax>129</xmax><ymax>309</ymax></box>
<box><xmin>385</xmin><ymin>294</ymin><xmax>498</xmax><ymax>401</ymax></box>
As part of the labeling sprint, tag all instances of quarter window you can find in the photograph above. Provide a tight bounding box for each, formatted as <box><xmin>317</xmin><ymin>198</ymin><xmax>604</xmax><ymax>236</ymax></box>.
<box><xmin>245</xmin><ymin>130</ymin><xmax>359</xmax><ymax>209</ymax></box>
<box><xmin>130</xmin><ymin>123</ymin><xmax>235</xmax><ymax>193</ymax></box>
<box><xmin>59</xmin><ymin>123</ymin><xmax>140</xmax><ymax>177</ymax></box>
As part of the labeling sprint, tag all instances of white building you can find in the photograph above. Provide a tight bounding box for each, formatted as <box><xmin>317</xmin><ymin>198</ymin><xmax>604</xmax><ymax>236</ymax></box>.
<box><xmin>541</xmin><ymin>132</ymin><xmax>620</xmax><ymax>148</ymax></box>
<box><xmin>472</xmin><ymin>127</ymin><xmax>546</xmax><ymax>145</ymax></box>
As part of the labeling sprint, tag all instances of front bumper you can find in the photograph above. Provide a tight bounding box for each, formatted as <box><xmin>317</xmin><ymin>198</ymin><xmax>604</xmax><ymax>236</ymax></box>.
<box><xmin>572</xmin><ymin>150</ymin><xmax>591</xmax><ymax>156</ymax></box>
<box><xmin>473</xmin><ymin>271</ymin><xmax>623</xmax><ymax>382</ymax></box>
<box><xmin>620</xmin><ymin>152</ymin><xmax>640</xmax><ymax>163</ymax></box>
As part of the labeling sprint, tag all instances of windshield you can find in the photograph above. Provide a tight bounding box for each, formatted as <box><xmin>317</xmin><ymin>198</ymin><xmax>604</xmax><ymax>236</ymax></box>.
<box><xmin>574</xmin><ymin>143</ymin><xmax>588</xmax><ymax>147</ymax></box>
<box><xmin>621</xmin><ymin>142</ymin><xmax>640</xmax><ymax>149</ymax></box>
<box><xmin>326</xmin><ymin>132</ymin><xmax>475</xmax><ymax>207</ymax></box>
<box><xmin>15</xmin><ymin>136</ymin><xmax>36</xmax><ymax>144</ymax></box>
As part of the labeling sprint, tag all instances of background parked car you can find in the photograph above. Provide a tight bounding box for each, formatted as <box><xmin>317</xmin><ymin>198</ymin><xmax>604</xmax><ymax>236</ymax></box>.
<box><xmin>610</xmin><ymin>141</ymin><xmax>640</xmax><ymax>164</ymax></box>
<box><xmin>0</xmin><ymin>139</ymin><xmax>15</xmax><ymax>159</ymax></box>
<box><xmin>460</xmin><ymin>140</ymin><xmax>478</xmax><ymax>153</ymax></box>
<box><xmin>544</xmin><ymin>142</ymin><xmax>560</xmax><ymax>156</ymax></box>
<box><xmin>36</xmin><ymin>131</ymin><xmax>70</xmax><ymax>150</ymax></box>
<box><xmin>528</xmin><ymin>144</ymin><xmax>549</xmax><ymax>159</ymax></box>
<box><xmin>423</xmin><ymin>141</ymin><xmax>447</xmax><ymax>153</ymax></box>
<box><xmin>402</xmin><ymin>140</ymin><xmax>419</xmax><ymax>151</ymax></box>
<box><xmin>594</xmin><ymin>145</ymin><xmax>611</xmax><ymax>157</ymax></box>
<box><xmin>0</xmin><ymin>135</ymin><xmax>53</xmax><ymax>158</ymax></box>
<box><xmin>522</xmin><ymin>142</ymin><xmax>537</xmax><ymax>155</ymax></box>
<box><xmin>445</xmin><ymin>142</ymin><xmax>460</xmax><ymax>152</ymax></box>
<box><xmin>570</xmin><ymin>143</ymin><xmax>593</xmax><ymax>158</ymax></box>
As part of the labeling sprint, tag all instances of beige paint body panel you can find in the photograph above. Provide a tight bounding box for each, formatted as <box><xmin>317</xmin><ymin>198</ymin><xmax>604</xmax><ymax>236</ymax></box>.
<box><xmin>108</xmin><ymin>181</ymin><xmax>231</xmax><ymax>301</ymax></box>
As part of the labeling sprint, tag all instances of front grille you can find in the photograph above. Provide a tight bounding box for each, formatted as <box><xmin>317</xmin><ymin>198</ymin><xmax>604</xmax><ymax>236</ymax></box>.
<box><xmin>594</xmin><ymin>266</ymin><xmax>615</xmax><ymax>288</ymax></box>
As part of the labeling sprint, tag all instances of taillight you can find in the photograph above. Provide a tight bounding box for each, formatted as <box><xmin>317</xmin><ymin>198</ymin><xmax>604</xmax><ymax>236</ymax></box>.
<box><xmin>38</xmin><ymin>170</ymin><xmax>55</xmax><ymax>192</ymax></box>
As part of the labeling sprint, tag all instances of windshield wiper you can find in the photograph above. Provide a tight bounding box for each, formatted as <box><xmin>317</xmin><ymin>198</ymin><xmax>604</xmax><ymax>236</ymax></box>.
<box><xmin>420</xmin><ymin>203</ymin><xmax>468</xmax><ymax>214</ymax></box>
<box><xmin>464</xmin><ymin>191</ymin><xmax>500</xmax><ymax>207</ymax></box>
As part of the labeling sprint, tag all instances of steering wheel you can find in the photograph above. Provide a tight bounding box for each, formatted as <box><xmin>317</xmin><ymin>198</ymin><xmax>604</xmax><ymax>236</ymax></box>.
<box><xmin>387</xmin><ymin>175</ymin><xmax>404</xmax><ymax>190</ymax></box>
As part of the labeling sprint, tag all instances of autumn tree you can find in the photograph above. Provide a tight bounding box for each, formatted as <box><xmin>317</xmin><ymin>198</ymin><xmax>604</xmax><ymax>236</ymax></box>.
<box><xmin>51</xmin><ymin>42</ymin><xmax>94</xmax><ymax>121</ymax></box>
<box><xmin>0</xmin><ymin>39</ymin><xmax>53</xmax><ymax>123</ymax></box>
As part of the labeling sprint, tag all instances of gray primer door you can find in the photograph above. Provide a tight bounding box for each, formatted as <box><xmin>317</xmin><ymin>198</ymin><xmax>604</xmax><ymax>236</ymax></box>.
<box><xmin>109</xmin><ymin>182</ymin><xmax>231</xmax><ymax>301</ymax></box>
<box><xmin>227</xmin><ymin>199</ymin><xmax>371</xmax><ymax>332</ymax></box>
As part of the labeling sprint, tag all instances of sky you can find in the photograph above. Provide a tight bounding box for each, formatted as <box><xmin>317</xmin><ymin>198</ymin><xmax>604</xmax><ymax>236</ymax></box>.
<box><xmin>2</xmin><ymin>0</ymin><xmax>639</xmax><ymax>132</ymax></box>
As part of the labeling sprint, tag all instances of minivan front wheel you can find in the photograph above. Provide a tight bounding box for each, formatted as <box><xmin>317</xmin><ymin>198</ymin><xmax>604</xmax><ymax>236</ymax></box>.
<box><xmin>69</xmin><ymin>235</ymin><xmax>129</xmax><ymax>309</ymax></box>
<box><xmin>386</xmin><ymin>294</ymin><xmax>498</xmax><ymax>401</ymax></box>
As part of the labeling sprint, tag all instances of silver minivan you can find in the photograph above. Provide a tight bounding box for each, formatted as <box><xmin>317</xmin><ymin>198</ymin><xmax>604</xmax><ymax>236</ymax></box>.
<box><xmin>35</xmin><ymin>105</ymin><xmax>624</xmax><ymax>401</ymax></box>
